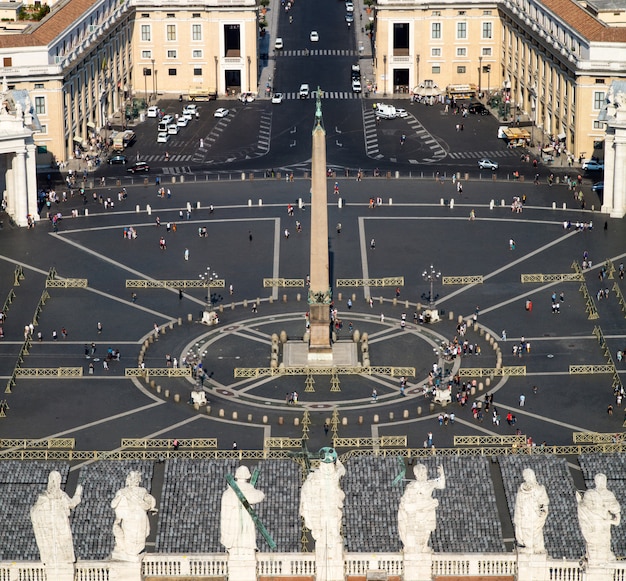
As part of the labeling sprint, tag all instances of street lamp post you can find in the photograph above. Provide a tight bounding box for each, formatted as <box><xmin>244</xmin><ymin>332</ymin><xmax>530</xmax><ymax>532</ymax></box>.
<box><xmin>422</xmin><ymin>264</ymin><xmax>441</xmax><ymax>311</ymax></box>
<box><xmin>486</xmin><ymin>65</ymin><xmax>491</xmax><ymax>97</ymax></box>
<box><xmin>247</xmin><ymin>56</ymin><xmax>251</xmax><ymax>92</ymax></box>
<box><xmin>151</xmin><ymin>59</ymin><xmax>156</xmax><ymax>101</ymax></box>
<box><xmin>214</xmin><ymin>56</ymin><xmax>219</xmax><ymax>96</ymax></box>
<box><xmin>383</xmin><ymin>54</ymin><xmax>387</xmax><ymax>97</ymax></box>
<box><xmin>478</xmin><ymin>55</ymin><xmax>482</xmax><ymax>97</ymax></box>
<box><xmin>199</xmin><ymin>266</ymin><xmax>219</xmax><ymax>308</ymax></box>
<box><xmin>416</xmin><ymin>54</ymin><xmax>420</xmax><ymax>87</ymax></box>
<box><xmin>143</xmin><ymin>68</ymin><xmax>148</xmax><ymax>102</ymax></box>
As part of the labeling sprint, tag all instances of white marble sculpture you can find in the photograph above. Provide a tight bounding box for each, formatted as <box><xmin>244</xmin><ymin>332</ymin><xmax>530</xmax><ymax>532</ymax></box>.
<box><xmin>398</xmin><ymin>464</ymin><xmax>446</xmax><ymax>553</ymax></box>
<box><xmin>30</xmin><ymin>470</ymin><xmax>83</xmax><ymax>565</ymax></box>
<box><xmin>514</xmin><ymin>468</ymin><xmax>549</xmax><ymax>554</ymax></box>
<box><xmin>220</xmin><ymin>465</ymin><xmax>265</xmax><ymax>554</ymax></box>
<box><xmin>577</xmin><ymin>473</ymin><xmax>621</xmax><ymax>564</ymax></box>
<box><xmin>300</xmin><ymin>453</ymin><xmax>346</xmax><ymax>581</ymax></box>
<box><xmin>111</xmin><ymin>471</ymin><xmax>157</xmax><ymax>562</ymax></box>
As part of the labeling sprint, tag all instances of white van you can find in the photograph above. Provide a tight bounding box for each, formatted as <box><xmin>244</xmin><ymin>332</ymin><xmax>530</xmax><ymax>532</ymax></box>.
<box><xmin>374</xmin><ymin>103</ymin><xmax>397</xmax><ymax>119</ymax></box>
<box><xmin>158</xmin><ymin>121</ymin><xmax>169</xmax><ymax>132</ymax></box>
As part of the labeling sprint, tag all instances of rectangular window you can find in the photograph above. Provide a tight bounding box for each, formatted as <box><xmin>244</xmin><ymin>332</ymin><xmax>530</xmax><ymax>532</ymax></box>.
<box><xmin>38</xmin><ymin>125</ymin><xmax>47</xmax><ymax>135</ymax></box>
<box><xmin>593</xmin><ymin>91</ymin><xmax>605</xmax><ymax>110</ymax></box>
<box><xmin>393</xmin><ymin>23</ymin><xmax>409</xmax><ymax>56</ymax></box>
<box><xmin>482</xmin><ymin>47</ymin><xmax>492</xmax><ymax>56</ymax></box>
<box><xmin>166</xmin><ymin>13</ymin><xmax>174</xmax><ymax>17</ymax></box>
<box><xmin>431</xmin><ymin>22</ymin><xmax>441</xmax><ymax>39</ymax></box>
<box><xmin>167</xmin><ymin>24</ymin><xmax>176</xmax><ymax>41</ymax></box>
<box><xmin>595</xmin><ymin>78</ymin><xmax>606</xmax><ymax>84</ymax></box>
<box><xmin>482</xmin><ymin>22</ymin><xmax>492</xmax><ymax>39</ymax></box>
<box><xmin>192</xmin><ymin>49</ymin><xmax>203</xmax><ymax>58</ymax></box>
<box><xmin>3</xmin><ymin>57</ymin><xmax>11</xmax><ymax>67</ymax></box>
<box><xmin>431</xmin><ymin>10</ymin><xmax>440</xmax><ymax>16</ymax></box>
<box><xmin>141</xmin><ymin>50</ymin><xmax>152</xmax><ymax>59</ymax></box>
<box><xmin>141</xmin><ymin>13</ymin><xmax>149</xmax><ymax>17</ymax></box>
<box><xmin>224</xmin><ymin>24</ymin><xmax>241</xmax><ymax>56</ymax></box>
<box><xmin>34</xmin><ymin>82</ymin><xmax>44</xmax><ymax>89</ymax></box>
<box><xmin>457</xmin><ymin>22</ymin><xmax>467</xmax><ymax>39</ymax></box>
<box><xmin>193</xmin><ymin>67</ymin><xmax>202</xmax><ymax>76</ymax></box>
<box><xmin>456</xmin><ymin>47</ymin><xmax>466</xmax><ymax>56</ymax></box>
<box><xmin>168</xmin><ymin>68</ymin><xmax>177</xmax><ymax>76</ymax></box>
<box><xmin>192</xmin><ymin>12</ymin><xmax>201</xmax><ymax>17</ymax></box>
<box><xmin>35</xmin><ymin>96</ymin><xmax>45</xmax><ymax>115</ymax></box>
<box><xmin>483</xmin><ymin>10</ymin><xmax>492</xmax><ymax>15</ymax></box>
<box><xmin>431</xmin><ymin>48</ymin><xmax>441</xmax><ymax>57</ymax></box>
<box><xmin>593</xmin><ymin>120</ymin><xmax>605</xmax><ymax>130</ymax></box>
<box><xmin>457</xmin><ymin>66</ymin><xmax>466</xmax><ymax>73</ymax></box>
<box><xmin>141</xmin><ymin>24</ymin><xmax>150</xmax><ymax>41</ymax></box>
<box><xmin>167</xmin><ymin>50</ymin><xmax>177</xmax><ymax>58</ymax></box>
<box><xmin>192</xmin><ymin>24</ymin><xmax>202</xmax><ymax>41</ymax></box>
<box><xmin>432</xmin><ymin>65</ymin><xmax>441</xmax><ymax>74</ymax></box>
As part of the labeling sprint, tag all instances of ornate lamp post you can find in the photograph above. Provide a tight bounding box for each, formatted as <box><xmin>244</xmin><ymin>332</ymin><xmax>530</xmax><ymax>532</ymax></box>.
<box><xmin>422</xmin><ymin>265</ymin><xmax>441</xmax><ymax>311</ymax></box>
<box><xmin>151</xmin><ymin>59</ymin><xmax>156</xmax><ymax>101</ymax></box>
<box><xmin>199</xmin><ymin>266</ymin><xmax>219</xmax><ymax>307</ymax></box>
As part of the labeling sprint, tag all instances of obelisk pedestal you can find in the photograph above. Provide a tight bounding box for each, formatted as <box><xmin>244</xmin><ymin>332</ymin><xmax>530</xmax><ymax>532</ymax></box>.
<box><xmin>307</xmin><ymin>88</ymin><xmax>333</xmax><ymax>361</ymax></box>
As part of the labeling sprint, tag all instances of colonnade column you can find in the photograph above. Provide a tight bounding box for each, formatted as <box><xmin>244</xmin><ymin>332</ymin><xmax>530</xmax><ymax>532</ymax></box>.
<box><xmin>25</xmin><ymin>143</ymin><xmax>38</xmax><ymax>222</ymax></box>
<box><xmin>12</xmin><ymin>150</ymin><xmax>28</xmax><ymax>227</ymax></box>
<box><xmin>610</xmin><ymin>135</ymin><xmax>626</xmax><ymax>218</ymax></box>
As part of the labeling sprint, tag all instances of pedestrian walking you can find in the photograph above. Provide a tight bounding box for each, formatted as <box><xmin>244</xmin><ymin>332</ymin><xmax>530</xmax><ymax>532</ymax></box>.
<box><xmin>324</xmin><ymin>423</ymin><xmax>329</xmax><ymax>436</ymax></box>
<box><xmin>501</xmin><ymin>330</ymin><xmax>507</xmax><ymax>341</ymax></box>
<box><xmin>370</xmin><ymin>238</ymin><xmax>376</xmax><ymax>250</ymax></box>
<box><xmin>52</xmin><ymin>330</ymin><xmax>58</xmax><ymax>340</ymax></box>
<box><xmin>380</xmin><ymin>313</ymin><xmax>385</xmax><ymax>322</ymax></box>
<box><xmin>519</xmin><ymin>394</ymin><xmax>526</xmax><ymax>406</ymax></box>
<box><xmin>371</xmin><ymin>389</ymin><xmax>378</xmax><ymax>402</ymax></box>
<box><xmin>184</xmin><ymin>248</ymin><xmax>189</xmax><ymax>261</ymax></box>
<box><xmin>97</xmin><ymin>322</ymin><xmax>102</xmax><ymax>334</ymax></box>
<box><xmin>61</xmin><ymin>327</ymin><xmax>67</xmax><ymax>339</ymax></box>
<box><xmin>336</xmin><ymin>223</ymin><xmax>342</xmax><ymax>234</ymax></box>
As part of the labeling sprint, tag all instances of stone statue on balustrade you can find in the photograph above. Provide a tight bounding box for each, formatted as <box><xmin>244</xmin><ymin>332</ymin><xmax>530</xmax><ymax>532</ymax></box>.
<box><xmin>300</xmin><ymin>448</ymin><xmax>346</xmax><ymax>581</ymax></box>
<box><xmin>577</xmin><ymin>473</ymin><xmax>621</xmax><ymax>564</ymax></box>
<box><xmin>398</xmin><ymin>464</ymin><xmax>446</xmax><ymax>554</ymax></box>
<box><xmin>514</xmin><ymin>468</ymin><xmax>549</xmax><ymax>554</ymax></box>
<box><xmin>30</xmin><ymin>470</ymin><xmax>83</xmax><ymax>565</ymax></box>
<box><xmin>220</xmin><ymin>465</ymin><xmax>266</xmax><ymax>555</ymax></box>
<box><xmin>111</xmin><ymin>470</ymin><xmax>158</xmax><ymax>562</ymax></box>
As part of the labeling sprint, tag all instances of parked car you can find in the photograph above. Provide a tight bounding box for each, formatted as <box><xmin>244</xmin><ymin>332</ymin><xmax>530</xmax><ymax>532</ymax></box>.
<box><xmin>351</xmin><ymin>64</ymin><xmax>361</xmax><ymax>80</ymax></box>
<box><xmin>271</xmin><ymin>92</ymin><xmax>284</xmax><ymax>104</ymax></box>
<box><xmin>167</xmin><ymin>124</ymin><xmax>179</xmax><ymax>135</ymax></box>
<box><xmin>592</xmin><ymin>182</ymin><xmax>604</xmax><ymax>193</ymax></box>
<box><xmin>161</xmin><ymin>114</ymin><xmax>174</xmax><ymax>125</ymax></box>
<box><xmin>239</xmin><ymin>92</ymin><xmax>256</xmax><ymax>103</ymax></box>
<box><xmin>468</xmin><ymin>103</ymin><xmax>489</xmax><ymax>115</ymax></box>
<box><xmin>299</xmin><ymin>84</ymin><xmax>310</xmax><ymax>99</ymax></box>
<box><xmin>182</xmin><ymin>104</ymin><xmax>198</xmax><ymax>120</ymax></box>
<box><xmin>214</xmin><ymin>107</ymin><xmax>230</xmax><ymax>118</ymax></box>
<box><xmin>107</xmin><ymin>155</ymin><xmax>127</xmax><ymax>165</ymax></box>
<box><xmin>274</xmin><ymin>37</ymin><xmax>283</xmax><ymax>50</ymax></box>
<box><xmin>345</xmin><ymin>1</ymin><xmax>354</xmax><ymax>11</ymax></box>
<box><xmin>396</xmin><ymin>108</ymin><xmax>409</xmax><ymax>118</ymax></box>
<box><xmin>345</xmin><ymin>12</ymin><xmax>354</xmax><ymax>22</ymax></box>
<box><xmin>127</xmin><ymin>161</ymin><xmax>150</xmax><ymax>173</ymax></box>
<box><xmin>478</xmin><ymin>158</ymin><xmax>499</xmax><ymax>170</ymax></box>
<box><xmin>157</xmin><ymin>132</ymin><xmax>169</xmax><ymax>143</ymax></box>
<box><xmin>309</xmin><ymin>31</ymin><xmax>319</xmax><ymax>42</ymax></box>
<box><xmin>582</xmin><ymin>160</ymin><xmax>604</xmax><ymax>171</ymax></box>
<box><xmin>177</xmin><ymin>116</ymin><xmax>189</xmax><ymax>127</ymax></box>
<box><xmin>351</xmin><ymin>79</ymin><xmax>362</xmax><ymax>93</ymax></box>
<box><xmin>147</xmin><ymin>106</ymin><xmax>159</xmax><ymax>118</ymax></box>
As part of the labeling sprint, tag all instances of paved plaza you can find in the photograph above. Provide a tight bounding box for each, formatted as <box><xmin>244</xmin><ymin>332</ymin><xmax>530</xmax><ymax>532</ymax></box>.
<box><xmin>0</xmin><ymin>174</ymin><xmax>624</xmax><ymax>456</ymax></box>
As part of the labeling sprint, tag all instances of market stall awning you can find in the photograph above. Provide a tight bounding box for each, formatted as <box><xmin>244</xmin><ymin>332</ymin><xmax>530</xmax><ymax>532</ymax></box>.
<box><xmin>413</xmin><ymin>80</ymin><xmax>442</xmax><ymax>97</ymax></box>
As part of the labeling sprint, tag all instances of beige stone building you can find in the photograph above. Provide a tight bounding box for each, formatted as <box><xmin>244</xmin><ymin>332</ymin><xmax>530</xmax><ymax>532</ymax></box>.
<box><xmin>0</xmin><ymin>0</ymin><xmax>256</xmax><ymax>166</ymax></box>
<box><xmin>374</xmin><ymin>0</ymin><xmax>626</xmax><ymax>158</ymax></box>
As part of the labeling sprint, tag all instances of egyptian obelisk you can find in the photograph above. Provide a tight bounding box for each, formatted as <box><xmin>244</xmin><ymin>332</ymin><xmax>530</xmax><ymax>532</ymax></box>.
<box><xmin>308</xmin><ymin>88</ymin><xmax>333</xmax><ymax>360</ymax></box>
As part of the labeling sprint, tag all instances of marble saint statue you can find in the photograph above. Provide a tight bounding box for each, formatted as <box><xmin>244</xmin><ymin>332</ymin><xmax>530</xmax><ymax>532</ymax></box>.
<box><xmin>398</xmin><ymin>464</ymin><xmax>446</xmax><ymax>553</ymax></box>
<box><xmin>577</xmin><ymin>473</ymin><xmax>621</xmax><ymax>564</ymax></box>
<box><xmin>30</xmin><ymin>471</ymin><xmax>83</xmax><ymax>565</ymax></box>
<box><xmin>299</xmin><ymin>451</ymin><xmax>346</xmax><ymax>568</ymax></box>
<box><xmin>220</xmin><ymin>465</ymin><xmax>265</xmax><ymax>553</ymax></box>
<box><xmin>513</xmin><ymin>468</ymin><xmax>549</xmax><ymax>554</ymax></box>
<box><xmin>111</xmin><ymin>470</ymin><xmax>157</xmax><ymax>562</ymax></box>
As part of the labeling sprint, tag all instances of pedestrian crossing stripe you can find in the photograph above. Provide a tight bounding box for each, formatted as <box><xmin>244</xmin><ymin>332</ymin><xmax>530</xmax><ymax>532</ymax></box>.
<box><xmin>447</xmin><ymin>150</ymin><xmax>518</xmax><ymax>159</ymax></box>
<box><xmin>276</xmin><ymin>49</ymin><xmax>358</xmax><ymax>57</ymax></box>
<box><xmin>281</xmin><ymin>91</ymin><xmax>362</xmax><ymax>100</ymax></box>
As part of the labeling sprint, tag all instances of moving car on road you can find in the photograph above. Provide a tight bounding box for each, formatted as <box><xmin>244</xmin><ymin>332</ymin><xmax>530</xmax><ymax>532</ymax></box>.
<box><xmin>157</xmin><ymin>132</ymin><xmax>169</xmax><ymax>143</ymax></box>
<box><xmin>478</xmin><ymin>158</ymin><xmax>499</xmax><ymax>170</ymax></box>
<box><xmin>299</xmin><ymin>84</ymin><xmax>310</xmax><ymax>99</ymax></box>
<box><xmin>147</xmin><ymin>106</ymin><xmax>159</xmax><ymax>118</ymax></box>
<box><xmin>582</xmin><ymin>159</ymin><xmax>604</xmax><ymax>171</ymax></box>
<box><xmin>107</xmin><ymin>155</ymin><xmax>127</xmax><ymax>165</ymax></box>
<box><xmin>127</xmin><ymin>161</ymin><xmax>150</xmax><ymax>174</ymax></box>
<box><xmin>214</xmin><ymin>108</ymin><xmax>230</xmax><ymax>118</ymax></box>
<box><xmin>310</xmin><ymin>31</ymin><xmax>319</xmax><ymax>42</ymax></box>
<box><xmin>274</xmin><ymin>37</ymin><xmax>283</xmax><ymax>50</ymax></box>
<box><xmin>271</xmin><ymin>92</ymin><xmax>284</xmax><ymax>104</ymax></box>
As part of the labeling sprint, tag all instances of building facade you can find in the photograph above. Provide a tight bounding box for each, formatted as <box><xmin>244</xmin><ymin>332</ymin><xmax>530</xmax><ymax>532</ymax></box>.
<box><xmin>374</xmin><ymin>0</ymin><xmax>626</xmax><ymax>159</ymax></box>
<box><xmin>0</xmin><ymin>0</ymin><xmax>257</xmax><ymax>166</ymax></box>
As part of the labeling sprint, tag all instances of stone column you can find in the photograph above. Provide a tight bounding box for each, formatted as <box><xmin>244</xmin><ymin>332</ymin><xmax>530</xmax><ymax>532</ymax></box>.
<box><xmin>25</xmin><ymin>143</ymin><xmax>38</xmax><ymax>222</ymax></box>
<box><xmin>609</xmin><ymin>135</ymin><xmax>626</xmax><ymax>217</ymax></box>
<box><xmin>43</xmin><ymin>563</ymin><xmax>75</xmax><ymax>581</ymax></box>
<box><xmin>225</xmin><ymin>549</ymin><xmax>257</xmax><ymax>581</ymax></box>
<box><xmin>13</xmin><ymin>150</ymin><xmax>28</xmax><ymax>227</ymax></box>
<box><xmin>110</xmin><ymin>560</ymin><xmax>142</xmax><ymax>581</ymax></box>
<box><xmin>601</xmin><ymin>129</ymin><xmax>616</xmax><ymax>215</ymax></box>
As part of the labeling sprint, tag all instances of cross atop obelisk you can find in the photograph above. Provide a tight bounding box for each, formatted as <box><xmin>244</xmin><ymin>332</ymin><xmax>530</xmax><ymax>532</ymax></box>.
<box><xmin>307</xmin><ymin>87</ymin><xmax>332</xmax><ymax>360</ymax></box>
